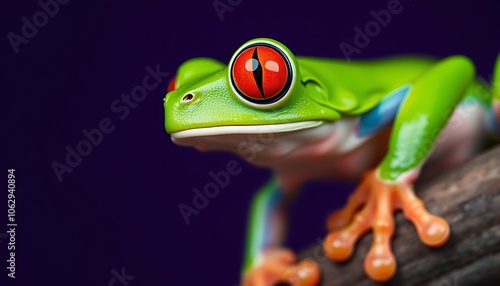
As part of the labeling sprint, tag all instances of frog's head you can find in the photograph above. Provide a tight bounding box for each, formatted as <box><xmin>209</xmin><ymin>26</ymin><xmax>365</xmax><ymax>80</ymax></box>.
<box><xmin>164</xmin><ymin>38</ymin><xmax>339</xmax><ymax>152</ymax></box>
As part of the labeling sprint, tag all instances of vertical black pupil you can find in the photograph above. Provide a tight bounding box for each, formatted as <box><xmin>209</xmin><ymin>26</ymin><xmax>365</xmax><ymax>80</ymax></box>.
<box><xmin>251</xmin><ymin>48</ymin><xmax>265</xmax><ymax>98</ymax></box>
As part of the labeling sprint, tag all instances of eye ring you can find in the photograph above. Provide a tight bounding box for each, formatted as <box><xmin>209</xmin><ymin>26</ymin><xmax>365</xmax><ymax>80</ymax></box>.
<box><xmin>228</xmin><ymin>40</ymin><xmax>294</xmax><ymax>107</ymax></box>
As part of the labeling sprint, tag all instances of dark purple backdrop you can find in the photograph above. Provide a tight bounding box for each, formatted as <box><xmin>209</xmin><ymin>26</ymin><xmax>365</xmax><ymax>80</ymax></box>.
<box><xmin>2</xmin><ymin>0</ymin><xmax>499</xmax><ymax>285</ymax></box>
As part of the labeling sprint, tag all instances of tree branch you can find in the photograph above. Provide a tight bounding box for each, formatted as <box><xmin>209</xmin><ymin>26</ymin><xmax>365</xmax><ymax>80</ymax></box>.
<box><xmin>298</xmin><ymin>146</ymin><xmax>500</xmax><ymax>286</ymax></box>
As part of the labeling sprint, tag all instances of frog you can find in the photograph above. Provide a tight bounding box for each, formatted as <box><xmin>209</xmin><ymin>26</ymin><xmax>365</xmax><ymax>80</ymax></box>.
<box><xmin>164</xmin><ymin>38</ymin><xmax>500</xmax><ymax>285</ymax></box>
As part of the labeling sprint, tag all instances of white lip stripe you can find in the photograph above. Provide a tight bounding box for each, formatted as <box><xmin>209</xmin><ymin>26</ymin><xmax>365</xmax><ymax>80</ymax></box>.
<box><xmin>171</xmin><ymin>121</ymin><xmax>323</xmax><ymax>139</ymax></box>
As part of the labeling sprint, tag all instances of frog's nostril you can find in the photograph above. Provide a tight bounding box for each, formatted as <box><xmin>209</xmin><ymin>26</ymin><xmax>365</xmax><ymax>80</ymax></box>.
<box><xmin>181</xmin><ymin>93</ymin><xmax>194</xmax><ymax>102</ymax></box>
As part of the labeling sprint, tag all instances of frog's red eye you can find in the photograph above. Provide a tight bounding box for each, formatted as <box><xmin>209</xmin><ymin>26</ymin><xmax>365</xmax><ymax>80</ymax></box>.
<box><xmin>230</xmin><ymin>44</ymin><xmax>292</xmax><ymax>104</ymax></box>
<box><xmin>167</xmin><ymin>76</ymin><xmax>177</xmax><ymax>92</ymax></box>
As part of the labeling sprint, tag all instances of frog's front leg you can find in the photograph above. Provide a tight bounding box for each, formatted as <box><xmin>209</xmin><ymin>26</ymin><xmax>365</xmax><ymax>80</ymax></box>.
<box><xmin>323</xmin><ymin>55</ymin><xmax>476</xmax><ymax>281</ymax></box>
<box><xmin>242</xmin><ymin>179</ymin><xmax>319</xmax><ymax>286</ymax></box>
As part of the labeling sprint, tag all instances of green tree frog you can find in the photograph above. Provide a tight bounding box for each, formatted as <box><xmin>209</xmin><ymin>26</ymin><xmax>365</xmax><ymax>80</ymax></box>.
<box><xmin>164</xmin><ymin>38</ymin><xmax>500</xmax><ymax>285</ymax></box>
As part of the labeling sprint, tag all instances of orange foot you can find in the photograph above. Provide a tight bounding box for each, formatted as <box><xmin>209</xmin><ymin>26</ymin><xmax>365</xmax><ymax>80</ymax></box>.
<box><xmin>243</xmin><ymin>249</ymin><xmax>319</xmax><ymax>286</ymax></box>
<box><xmin>323</xmin><ymin>170</ymin><xmax>450</xmax><ymax>282</ymax></box>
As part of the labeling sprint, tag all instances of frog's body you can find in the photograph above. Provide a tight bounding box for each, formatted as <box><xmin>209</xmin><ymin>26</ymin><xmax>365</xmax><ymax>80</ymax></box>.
<box><xmin>172</xmin><ymin>80</ymin><xmax>488</xmax><ymax>185</ymax></box>
<box><xmin>164</xmin><ymin>38</ymin><xmax>500</xmax><ymax>285</ymax></box>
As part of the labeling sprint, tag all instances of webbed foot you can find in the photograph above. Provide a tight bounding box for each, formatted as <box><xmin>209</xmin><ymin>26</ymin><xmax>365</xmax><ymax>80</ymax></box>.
<box><xmin>324</xmin><ymin>170</ymin><xmax>449</xmax><ymax>281</ymax></box>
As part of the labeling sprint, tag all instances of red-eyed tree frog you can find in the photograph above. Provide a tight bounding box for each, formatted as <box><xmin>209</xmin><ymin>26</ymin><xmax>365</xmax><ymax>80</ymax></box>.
<box><xmin>164</xmin><ymin>38</ymin><xmax>500</xmax><ymax>285</ymax></box>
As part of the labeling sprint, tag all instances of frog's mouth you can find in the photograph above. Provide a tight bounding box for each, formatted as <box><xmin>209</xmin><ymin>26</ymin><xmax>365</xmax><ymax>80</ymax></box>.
<box><xmin>171</xmin><ymin>120</ymin><xmax>323</xmax><ymax>140</ymax></box>
<box><xmin>170</xmin><ymin>120</ymin><xmax>327</xmax><ymax>155</ymax></box>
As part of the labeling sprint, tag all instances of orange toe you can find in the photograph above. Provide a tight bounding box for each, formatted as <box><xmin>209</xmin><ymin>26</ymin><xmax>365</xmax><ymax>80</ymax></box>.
<box><xmin>396</xmin><ymin>185</ymin><xmax>450</xmax><ymax>247</ymax></box>
<box><xmin>323</xmin><ymin>231</ymin><xmax>354</xmax><ymax>262</ymax></box>
<box><xmin>415</xmin><ymin>215</ymin><xmax>450</xmax><ymax>247</ymax></box>
<box><xmin>324</xmin><ymin>202</ymin><xmax>374</xmax><ymax>262</ymax></box>
<box><xmin>364</xmin><ymin>245</ymin><xmax>397</xmax><ymax>282</ymax></box>
<box><xmin>326</xmin><ymin>210</ymin><xmax>352</xmax><ymax>231</ymax></box>
<box><xmin>326</xmin><ymin>178</ymin><xmax>370</xmax><ymax>231</ymax></box>
<box><xmin>364</xmin><ymin>179</ymin><xmax>396</xmax><ymax>282</ymax></box>
<box><xmin>282</xmin><ymin>259</ymin><xmax>320</xmax><ymax>286</ymax></box>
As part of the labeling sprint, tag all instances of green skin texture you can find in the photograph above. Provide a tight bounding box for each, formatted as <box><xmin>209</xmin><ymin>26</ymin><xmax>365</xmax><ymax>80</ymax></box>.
<box><xmin>165</xmin><ymin>38</ymin><xmax>493</xmax><ymax>180</ymax></box>
<box><xmin>164</xmin><ymin>38</ymin><xmax>498</xmax><ymax>274</ymax></box>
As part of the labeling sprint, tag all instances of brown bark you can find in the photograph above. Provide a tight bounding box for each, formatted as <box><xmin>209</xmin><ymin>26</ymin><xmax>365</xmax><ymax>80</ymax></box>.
<box><xmin>298</xmin><ymin>146</ymin><xmax>500</xmax><ymax>286</ymax></box>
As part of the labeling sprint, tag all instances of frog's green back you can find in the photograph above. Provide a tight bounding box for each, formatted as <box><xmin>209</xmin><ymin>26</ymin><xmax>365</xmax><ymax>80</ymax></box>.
<box><xmin>297</xmin><ymin>56</ymin><xmax>438</xmax><ymax>114</ymax></box>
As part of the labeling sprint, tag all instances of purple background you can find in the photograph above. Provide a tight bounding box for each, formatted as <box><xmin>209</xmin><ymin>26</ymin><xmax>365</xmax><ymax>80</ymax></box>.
<box><xmin>2</xmin><ymin>0</ymin><xmax>499</xmax><ymax>285</ymax></box>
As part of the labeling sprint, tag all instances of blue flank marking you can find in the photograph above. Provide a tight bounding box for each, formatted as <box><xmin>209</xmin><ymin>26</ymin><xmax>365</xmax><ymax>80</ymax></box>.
<box><xmin>260</xmin><ymin>185</ymin><xmax>283</xmax><ymax>251</ymax></box>
<box><xmin>358</xmin><ymin>84</ymin><xmax>412</xmax><ymax>137</ymax></box>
